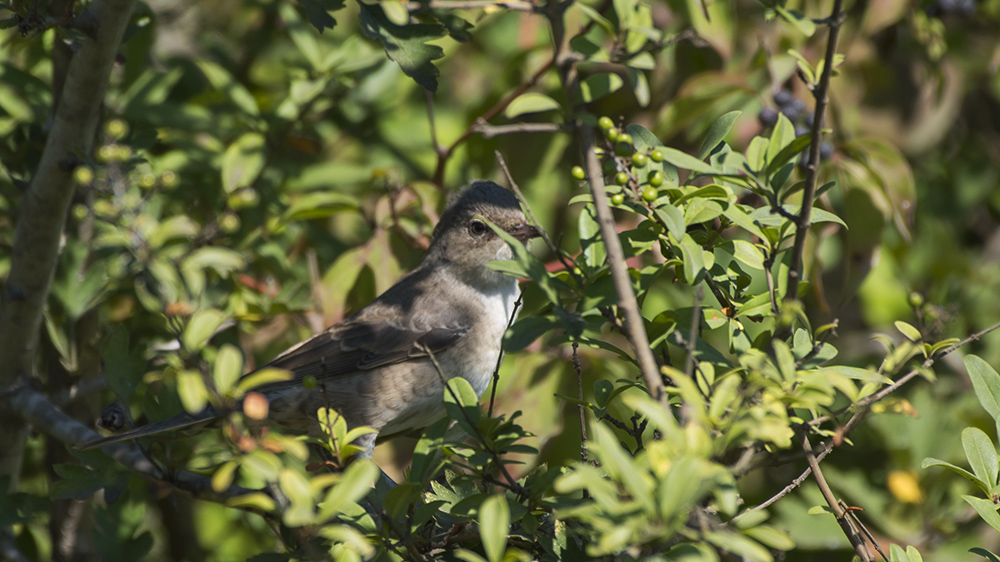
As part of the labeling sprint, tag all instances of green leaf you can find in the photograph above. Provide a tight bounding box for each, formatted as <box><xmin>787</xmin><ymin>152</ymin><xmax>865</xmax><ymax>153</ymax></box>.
<box><xmin>922</xmin><ymin>457</ymin><xmax>989</xmax><ymax>494</ymax></box>
<box><xmin>966</xmin><ymin>355</ymin><xmax>1000</xmax><ymax>425</ymax></box>
<box><xmin>765</xmin><ymin>113</ymin><xmax>796</xmax><ymax>171</ymax></box>
<box><xmin>177</xmin><ymin>369</ymin><xmax>209</xmax><ymax>414</ymax></box>
<box><xmin>579</xmin><ymin>73</ymin><xmax>624</xmax><ymax>103</ymax></box>
<box><xmin>235</xmin><ymin>368</ymin><xmax>294</xmax><ymax>395</ymax></box>
<box><xmin>182</xmin><ymin>309</ymin><xmax>228</xmax><ymax>351</ymax></box>
<box><xmin>299</xmin><ymin>0</ymin><xmax>347</xmax><ymax>32</ymax></box>
<box><xmin>479</xmin><ymin>495</ymin><xmax>510</xmax><ymax>562</ymax></box>
<box><xmin>963</xmin><ymin>427</ymin><xmax>999</xmax><ymax>490</ymax></box>
<box><xmin>729</xmin><ymin>240</ymin><xmax>765</xmax><ymax>270</ymax></box>
<box><xmin>214</xmin><ymin>344</ymin><xmax>243</xmax><ymax>395</ymax></box>
<box><xmin>970</xmin><ymin>547</ymin><xmax>1000</xmax><ymax>562</ymax></box>
<box><xmin>889</xmin><ymin>544</ymin><xmax>912</xmax><ymax>562</ymax></box>
<box><xmin>359</xmin><ymin>3</ymin><xmax>446</xmax><ymax>92</ymax></box>
<box><xmin>963</xmin><ymin>495</ymin><xmax>1000</xmax><ymax>534</ymax></box>
<box><xmin>658</xmin><ymin>147</ymin><xmax>723</xmax><ymax>175</ymax></box>
<box><xmin>625</xmin><ymin>123</ymin><xmax>664</xmax><ymax>152</ymax></box>
<box><xmin>504</xmin><ymin>93</ymin><xmax>561</xmax><ymax>118</ymax></box>
<box><xmin>765</xmin><ymin>133</ymin><xmax>812</xmax><ymax>177</ymax></box>
<box><xmin>195</xmin><ymin>60</ymin><xmax>259</xmax><ymax>116</ymax></box>
<box><xmin>285</xmin><ymin>192</ymin><xmax>360</xmax><ymax>221</ymax></box>
<box><xmin>775</xmin><ymin>6</ymin><xmax>816</xmax><ymax>36</ymax></box>
<box><xmin>679</xmin><ymin>233</ymin><xmax>706</xmax><ymax>284</ymax></box>
<box><xmin>102</xmin><ymin>327</ymin><xmax>146</xmax><ymax>403</ymax></box>
<box><xmin>654</xmin><ymin>204</ymin><xmax>686</xmax><ymax>241</ymax></box>
<box><xmin>221</xmin><ymin>132</ymin><xmax>267</xmax><ymax>194</ymax></box>
<box><xmin>894</xmin><ymin>320</ymin><xmax>922</xmax><ymax>342</ymax></box>
<box><xmin>485</xmin><ymin>220</ymin><xmax>562</xmax><ymax>305</ymax></box>
<box><xmin>704</xmin><ymin>531</ymin><xmax>773</xmax><ymax>562</ymax></box>
<box><xmin>698</xmin><ymin>111</ymin><xmax>741</xmax><ymax>160</ymax></box>
<box><xmin>579</xmin><ymin>203</ymin><xmax>606</xmax><ymax>269</ymax></box>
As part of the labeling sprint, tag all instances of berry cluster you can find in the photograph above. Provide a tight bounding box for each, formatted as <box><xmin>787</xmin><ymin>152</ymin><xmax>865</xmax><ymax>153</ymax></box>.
<box><xmin>570</xmin><ymin>116</ymin><xmax>669</xmax><ymax>205</ymax></box>
<box><xmin>758</xmin><ymin>89</ymin><xmax>834</xmax><ymax>164</ymax></box>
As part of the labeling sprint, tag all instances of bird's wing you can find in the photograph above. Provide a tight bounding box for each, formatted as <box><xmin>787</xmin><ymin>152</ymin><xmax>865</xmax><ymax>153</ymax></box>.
<box><xmin>251</xmin><ymin>316</ymin><xmax>470</xmax><ymax>392</ymax></box>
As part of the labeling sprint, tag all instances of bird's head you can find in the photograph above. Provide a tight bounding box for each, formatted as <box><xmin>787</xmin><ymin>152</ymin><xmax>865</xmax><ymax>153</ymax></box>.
<box><xmin>425</xmin><ymin>180</ymin><xmax>540</xmax><ymax>284</ymax></box>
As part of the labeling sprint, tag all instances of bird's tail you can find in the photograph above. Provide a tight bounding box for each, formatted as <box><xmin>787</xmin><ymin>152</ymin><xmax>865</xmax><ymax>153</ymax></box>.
<box><xmin>75</xmin><ymin>411</ymin><xmax>219</xmax><ymax>450</ymax></box>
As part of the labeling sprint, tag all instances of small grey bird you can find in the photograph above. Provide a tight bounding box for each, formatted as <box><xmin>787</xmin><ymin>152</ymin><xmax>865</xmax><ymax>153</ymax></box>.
<box><xmin>79</xmin><ymin>180</ymin><xmax>540</xmax><ymax>453</ymax></box>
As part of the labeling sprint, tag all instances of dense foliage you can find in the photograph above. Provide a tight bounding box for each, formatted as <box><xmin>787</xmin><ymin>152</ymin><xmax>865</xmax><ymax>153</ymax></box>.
<box><xmin>2</xmin><ymin>0</ymin><xmax>1000</xmax><ymax>560</ymax></box>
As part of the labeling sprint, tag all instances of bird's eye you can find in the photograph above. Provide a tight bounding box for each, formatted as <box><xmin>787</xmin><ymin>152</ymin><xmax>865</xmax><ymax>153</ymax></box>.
<box><xmin>468</xmin><ymin>220</ymin><xmax>488</xmax><ymax>236</ymax></box>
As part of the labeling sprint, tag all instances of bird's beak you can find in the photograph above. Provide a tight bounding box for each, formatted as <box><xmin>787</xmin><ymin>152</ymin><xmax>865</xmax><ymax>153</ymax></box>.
<box><xmin>506</xmin><ymin>223</ymin><xmax>542</xmax><ymax>243</ymax></box>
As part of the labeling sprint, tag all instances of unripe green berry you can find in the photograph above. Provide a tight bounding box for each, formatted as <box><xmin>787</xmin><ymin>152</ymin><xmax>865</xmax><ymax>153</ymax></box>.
<box><xmin>631</xmin><ymin>153</ymin><xmax>648</xmax><ymax>168</ymax></box>
<box><xmin>610</xmin><ymin>193</ymin><xmax>625</xmax><ymax>205</ymax></box>
<box><xmin>603</xmin><ymin>128</ymin><xmax>619</xmax><ymax>142</ymax></box>
<box><xmin>614</xmin><ymin>172</ymin><xmax>629</xmax><ymax>185</ymax></box>
<box><xmin>650</xmin><ymin>149</ymin><xmax>664</xmax><ymax>162</ymax></box>
<box><xmin>614</xmin><ymin>142</ymin><xmax>632</xmax><ymax>157</ymax></box>
<box><xmin>908</xmin><ymin>292</ymin><xmax>924</xmax><ymax>308</ymax></box>
<box><xmin>220</xmin><ymin>213</ymin><xmax>240</xmax><ymax>233</ymax></box>
<box><xmin>161</xmin><ymin>171</ymin><xmax>179</xmax><ymax>187</ymax></box>
<box><xmin>648</xmin><ymin>170</ymin><xmax>664</xmax><ymax>187</ymax></box>
<box><xmin>598</xmin><ymin>116</ymin><xmax>615</xmax><ymax>130</ymax></box>
<box><xmin>602</xmin><ymin>158</ymin><xmax>616</xmax><ymax>175</ymax></box>
<box><xmin>73</xmin><ymin>166</ymin><xmax>94</xmax><ymax>185</ymax></box>
<box><xmin>302</xmin><ymin>375</ymin><xmax>317</xmax><ymax>389</ymax></box>
<box><xmin>571</xmin><ymin>166</ymin><xmax>586</xmax><ymax>180</ymax></box>
<box><xmin>105</xmin><ymin>119</ymin><xmax>128</xmax><ymax>139</ymax></box>
<box><xmin>642</xmin><ymin>186</ymin><xmax>658</xmax><ymax>202</ymax></box>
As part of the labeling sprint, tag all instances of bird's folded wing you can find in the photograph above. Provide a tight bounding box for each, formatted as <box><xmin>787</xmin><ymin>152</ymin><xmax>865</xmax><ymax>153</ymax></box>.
<box><xmin>252</xmin><ymin>318</ymin><xmax>470</xmax><ymax>391</ymax></box>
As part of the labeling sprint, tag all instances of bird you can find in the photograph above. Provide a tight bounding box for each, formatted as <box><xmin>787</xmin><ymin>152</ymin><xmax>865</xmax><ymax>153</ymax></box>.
<box><xmin>78</xmin><ymin>180</ymin><xmax>541</xmax><ymax>454</ymax></box>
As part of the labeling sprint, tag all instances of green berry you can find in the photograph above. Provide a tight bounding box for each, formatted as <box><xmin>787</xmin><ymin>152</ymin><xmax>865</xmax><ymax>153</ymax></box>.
<box><xmin>642</xmin><ymin>186</ymin><xmax>658</xmax><ymax>202</ymax></box>
<box><xmin>614</xmin><ymin>142</ymin><xmax>632</xmax><ymax>157</ymax></box>
<box><xmin>604</xmin><ymin>127</ymin><xmax>619</xmax><ymax>142</ymax></box>
<box><xmin>105</xmin><ymin>119</ymin><xmax>128</xmax><ymax>139</ymax></box>
<box><xmin>611</xmin><ymin>193</ymin><xmax>625</xmax><ymax>205</ymax></box>
<box><xmin>598</xmin><ymin>116</ymin><xmax>615</xmax><ymax>130</ymax></box>
<box><xmin>650</xmin><ymin>149</ymin><xmax>664</xmax><ymax>162</ymax></box>
<box><xmin>631</xmin><ymin>153</ymin><xmax>648</xmax><ymax>168</ymax></box>
<box><xmin>602</xmin><ymin>158</ymin><xmax>616</xmax><ymax>175</ymax></box>
<box><xmin>161</xmin><ymin>171</ymin><xmax>178</xmax><ymax>187</ymax></box>
<box><xmin>302</xmin><ymin>375</ymin><xmax>317</xmax><ymax>389</ymax></box>
<box><xmin>571</xmin><ymin>166</ymin><xmax>586</xmax><ymax>180</ymax></box>
<box><xmin>220</xmin><ymin>213</ymin><xmax>240</xmax><ymax>233</ymax></box>
<box><xmin>617</xmin><ymin>133</ymin><xmax>632</xmax><ymax>146</ymax></box>
<box><xmin>73</xmin><ymin>166</ymin><xmax>94</xmax><ymax>185</ymax></box>
<box><xmin>908</xmin><ymin>292</ymin><xmax>925</xmax><ymax>308</ymax></box>
<box><xmin>648</xmin><ymin>170</ymin><xmax>663</xmax><ymax>187</ymax></box>
<box><xmin>614</xmin><ymin>172</ymin><xmax>629</xmax><ymax>185</ymax></box>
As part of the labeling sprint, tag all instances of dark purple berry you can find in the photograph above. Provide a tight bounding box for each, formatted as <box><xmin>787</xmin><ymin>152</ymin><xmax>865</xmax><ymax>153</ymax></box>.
<box><xmin>795</xmin><ymin>125</ymin><xmax>810</xmax><ymax>138</ymax></box>
<box><xmin>820</xmin><ymin>142</ymin><xmax>834</xmax><ymax>160</ymax></box>
<box><xmin>758</xmin><ymin>108</ymin><xmax>779</xmax><ymax>128</ymax></box>
<box><xmin>780</xmin><ymin>105</ymin><xmax>800</xmax><ymax>122</ymax></box>
<box><xmin>804</xmin><ymin>112</ymin><xmax>815</xmax><ymax>128</ymax></box>
<box><xmin>774</xmin><ymin>89</ymin><xmax>794</xmax><ymax>107</ymax></box>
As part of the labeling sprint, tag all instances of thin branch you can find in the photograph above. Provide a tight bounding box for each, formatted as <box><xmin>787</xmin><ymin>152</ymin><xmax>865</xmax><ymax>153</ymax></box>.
<box><xmin>407</xmin><ymin>0</ymin><xmax>537</xmax><ymax>12</ymax></box>
<box><xmin>685</xmin><ymin>286</ymin><xmax>703</xmax><ymax>380</ymax></box>
<box><xmin>783</xmin><ymin>0</ymin><xmax>845</xmax><ymax>302</ymax></box>
<box><xmin>487</xmin><ymin>293</ymin><xmax>522</xmax><ymax>417</ymax></box>
<box><xmin>0</xmin><ymin>0</ymin><xmax>139</xmax><ymax>485</ymax></box>
<box><xmin>421</xmin><ymin>346</ymin><xmax>527</xmax><ymax>499</ymax></box>
<box><xmin>2</xmin><ymin>386</ymin><xmax>259</xmax><ymax>506</ymax></box>
<box><xmin>576</xmin><ymin>126</ymin><xmax>664</xmax><ymax>404</ymax></box>
<box><xmin>572</xmin><ymin>342</ymin><xmax>589</xmax><ymax>464</ymax></box>
<box><xmin>802</xmin><ymin>433</ymin><xmax>874</xmax><ymax>561</ymax></box>
<box><xmin>432</xmin><ymin>59</ymin><xmax>554</xmax><ymax>186</ymax></box>
<box><xmin>474</xmin><ymin>122</ymin><xmax>570</xmax><ymax>139</ymax></box>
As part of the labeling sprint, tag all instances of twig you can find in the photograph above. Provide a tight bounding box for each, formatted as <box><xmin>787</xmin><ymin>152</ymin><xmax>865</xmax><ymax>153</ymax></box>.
<box><xmin>685</xmin><ymin>286</ymin><xmax>703</xmax><ymax>380</ymax></box>
<box><xmin>475</xmin><ymin>122</ymin><xmax>570</xmax><ymax>139</ymax></box>
<box><xmin>407</xmin><ymin>0</ymin><xmax>537</xmax><ymax>12</ymax></box>
<box><xmin>784</xmin><ymin>0</ymin><xmax>845</xmax><ymax>302</ymax></box>
<box><xmin>577</xmin><ymin>126</ymin><xmax>664</xmax><ymax>404</ymax></box>
<box><xmin>494</xmin><ymin>150</ymin><xmax>585</xmax><ymax>290</ymax></box>
<box><xmin>794</xmin><ymin>319</ymin><xmax>838</xmax><ymax>368</ymax></box>
<box><xmin>2</xmin><ymin>386</ymin><xmax>261</xmax><ymax>506</ymax></box>
<box><xmin>487</xmin><ymin>293</ymin><xmax>522</xmax><ymax>417</ymax></box>
<box><xmin>573</xmin><ymin>342</ymin><xmax>588</xmax><ymax>464</ymax></box>
<box><xmin>421</xmin><ymin>345</ymin><xmax>527</xmax><ymax>499</ymax></box>
<box><xmin>850</xmin><ymin>506</ymin><xmax>889</xmax><ymax>562</ymax></box>
<box><xmin>802</xmin><ymin>433</ymin><xmax>874</xmax><ymax>561</ymax></box>
<box><xmin>432</xmin><ymin>59</ymin><xmax>554</xmax><ymax>186</ymax></box>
